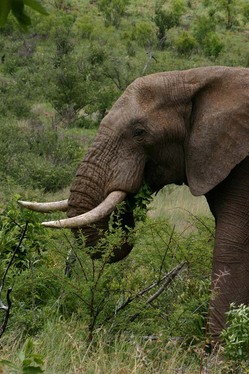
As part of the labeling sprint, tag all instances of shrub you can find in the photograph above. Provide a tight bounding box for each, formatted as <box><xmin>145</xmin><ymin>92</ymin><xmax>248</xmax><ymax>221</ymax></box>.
<box><xmin>175</xmin><ymin>31</ymin><xmax>198</xmax><ymax>55</ymax></box>
<box><xmin>154</xmin><ymin>0</ymin><xmax>186</xmax><ymax>47</ymax></box>
<box><xmin>0</xmin><ymin>118</ymin><xmax>83</xmax><ymax>192</ymax></box>
<box><xmin>97</xmin><ymin>0</ymin><xmax>130</xmax><ymax>28</ymax></box>
<box><xmin>130</xmin><ymin>21</ymin><xmax>157</xmax><ymax>47</ymax></box>
<box><xmin>202</xmin><ymin>32</ymin><xmax>224</xmax><ymax>58</ymax></box>
<box><xmin>0</xmin><ymin>77</ymin><xmax>32</xmax><ymax>118</ymax></box>
<box><xmin>221</xmin><ymin>303</ymin><xmax>249</xmax><ymax>363</ymax></box>
<box><xmin>192</xmin><ymin>15</ymin><xmax>217</xmax><ymax>44</ymax></box>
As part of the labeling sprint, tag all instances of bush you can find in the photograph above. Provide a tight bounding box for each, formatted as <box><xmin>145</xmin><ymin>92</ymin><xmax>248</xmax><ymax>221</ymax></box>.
<box><xmin>192</xmin><ymin>15</ymin><xmax>217</xmax><ymax>44</ymax></box>
<box><xmin>221</xmin><ymin>303</ymin><xmax>249</xmax><ymax>363</ymax></box>
<box><xmin>130</xmin><ymin>21</ymin><xmax>157</xmax><ymax>47</ymax></box>
<box><xmin>0</xmin><ymin>118</ymin><xmax>83</xmax><ymax>192</ymax></box>
<box><xmin>0</xmin><ymin>76</ymin><xmax>32</xmax><ymax>118</ymax></box>
<box><xmin>203</xmin><ymin>32</ymin><xmax>224</xmax><ymax>58</ymax></box>
<box><xmin>175</xmin><ymin>31</ymin><xmax>198</xmax><ymax>55</ymax></box>
<box><xmin>97</xmin><ymin>0</ymin><xmax>130</xmax><ymax>28</ymax></box>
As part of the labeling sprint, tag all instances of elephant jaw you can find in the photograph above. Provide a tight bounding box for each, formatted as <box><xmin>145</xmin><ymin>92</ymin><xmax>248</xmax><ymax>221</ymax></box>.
<box><xmin>41</xmin><ymin>191</ymin><xmax>127</xmax><ymax>228</ymax></box>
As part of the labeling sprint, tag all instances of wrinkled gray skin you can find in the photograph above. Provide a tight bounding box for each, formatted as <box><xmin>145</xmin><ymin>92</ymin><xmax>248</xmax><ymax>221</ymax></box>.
<box><xmin>67</xmin><ymin>66</ymin><xmax>249</xmax><ymax>343</ymax></box>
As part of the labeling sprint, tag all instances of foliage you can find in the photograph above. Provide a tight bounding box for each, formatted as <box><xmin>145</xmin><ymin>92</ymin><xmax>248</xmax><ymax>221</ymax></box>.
<box><xmin>202</xmin><ymin>0</ymin><xmax>249</xmax><ymax>30</ymax></box>
<box><xmin>192</xmin><ymin>14</ymin><xmax>217</xmax><ymax>44</ymax></box>
<box><xmin>0</xmin><ymin>210</ymin><xmax>215</xmax><ymax>372</ymax></box>
<box><xmin>175</xmin><ymin>31</ymin><xmax>198</xmax><ymax>55</ymax></box>
<box><xmin>202</xmin><ymin>32</ymin><xmax>224</xmax><ymax>58</ymax></box>
<box><xmin>0</xmin><ymin>118</ymin><xmax>84</xmax><ymax>192</ymax></box>
<box><xmin>126</xmin><ymin>182</ymin><xmax>154</xmax><ymax>222</ymax></box>
<box><xmin>221</xmin><ymin>303</ymin><xmax>249</xmax><ymax>363</ymax></box>
<box><xmin>0</xmin><ymin>197</ymin><xmax>47</xmax><ymax>271</ymax></box>
<box><xmin>0</xmin><ymin>0</ymin><xmax>48</xmax><ymax>29</ymax></box>
<box><xmin>97</xmin><ymin>0</ymin><xmax>130</xmax><ymax>28</ymax></box>
<box><xmin>0</xmin><ymin>337</ymin><xmax>44</xmax><ymax>373</ymax></box>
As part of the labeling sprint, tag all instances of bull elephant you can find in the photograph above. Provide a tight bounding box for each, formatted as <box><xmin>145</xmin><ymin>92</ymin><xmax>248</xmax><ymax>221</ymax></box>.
<box><xmin>19</xmin><ymin>66</ymin><xmax>249</xmax><ymax>343</ymax></box>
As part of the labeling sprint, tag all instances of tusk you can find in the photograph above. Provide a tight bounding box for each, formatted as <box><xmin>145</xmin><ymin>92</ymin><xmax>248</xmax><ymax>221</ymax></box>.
<box><xmin>18</xmin><ymin>199</ymin><xmax>68</xmax><ymax>212</ymax></box>
<box><xmin>42</xmin><ymin>191</ymin><xmax>127</xmax><ymax>229</ymax></box>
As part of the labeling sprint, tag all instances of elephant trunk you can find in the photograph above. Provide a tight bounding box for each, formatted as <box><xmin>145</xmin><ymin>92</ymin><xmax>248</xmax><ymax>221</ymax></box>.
<box><xmin>65</xmin><ymin>162</ymin><xmax>135</xmax><ymax>262</ymax></box>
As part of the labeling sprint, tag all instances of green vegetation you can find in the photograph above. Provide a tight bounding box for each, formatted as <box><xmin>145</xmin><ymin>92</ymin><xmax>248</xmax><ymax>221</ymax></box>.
<box><xmin>221</xmin><ymin>304</ymin><xmax>249</xmax><ymax>362</ymax></box>
<box><xmin>0</xmin><ymin>0</ymin><xmax>248</xmax><ymax>372</ymax></box>
<box><xmin>0</xmin><ymin>0</ymin><xmax>48</xmax><ymax>29</ymax></box>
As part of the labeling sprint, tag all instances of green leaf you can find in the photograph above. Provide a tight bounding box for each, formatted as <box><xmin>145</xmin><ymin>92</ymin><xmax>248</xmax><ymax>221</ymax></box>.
<box><xmin>17</xmin><ymin>350</ymin><xmax>25</xmax><ymax>362</ymax></box>
<box><xmin>0</xmin><ymin>0</ymin><xmax>11</xmax><ymax>26</ymax></box>
<box><xmin>23</xmin><ymin>0</ymin><xmax>48</xmax><ymax>15</ymax></box>
<box><xmin>0</xmin><ymin>359</ymin><xmax>19</xmax><ymax>370</ymax></box>
<box><xmin>11</xmin><ymin>0</ymin><xmax>31</xmax><ymax>28</ymax></box>
<box><xmin>32</xmin><ymin>354</ymin><xmax>45</xmax><ymax>365</ymax></box>
<box><xmin>0</xmin><ymin>0</ymin><xmax>48</xmax><ymax>27</ymax></box>
<box><xmin>23</xmin><ymin>337</ymin><xmax>35</xmax><ymax>355</ymax></box>
<box><xmin>22</xmin><ymin>358</ymin><xmax>33</xmax><ymax>367</ymax></box>
<box><xmin>23</xmin><ymin>366</ymin><xmax>44</xmax><ymax>373</ymax></box>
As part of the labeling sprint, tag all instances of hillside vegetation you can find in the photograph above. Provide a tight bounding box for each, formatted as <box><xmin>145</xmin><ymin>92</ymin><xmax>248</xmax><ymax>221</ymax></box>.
<box><xmin>0</xmin><ymin>1</ymin><xmax>249</xmax><ymax>372</ymax></box>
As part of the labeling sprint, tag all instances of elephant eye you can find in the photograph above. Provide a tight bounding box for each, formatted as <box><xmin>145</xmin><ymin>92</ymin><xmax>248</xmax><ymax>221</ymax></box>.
<box><xmin>133</xmin><ymin>128</ymin><xmax>146</xmax><ymax>138</ymax></box>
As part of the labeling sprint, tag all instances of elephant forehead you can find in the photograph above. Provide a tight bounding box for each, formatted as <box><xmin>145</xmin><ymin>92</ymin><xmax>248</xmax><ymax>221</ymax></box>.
<box><xmin>102</xmin><ymin>96</ymin><xmax>145</xmax><ymax>129</ymax></box>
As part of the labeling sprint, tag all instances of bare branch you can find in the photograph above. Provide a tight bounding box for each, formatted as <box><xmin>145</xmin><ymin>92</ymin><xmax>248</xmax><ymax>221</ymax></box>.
<box><xmin>130</xmin><ymin>262</ymin><xmax>186</xmax><ymax>321</ymax></box>
<box><xmin>146</xmin><ymin>262</ymin><xmax>185</xmax><ymax>304</ymax></box>
<box><xmin>0</xmin><ymin>288</ymin><xmax>12</xmax><ymax>338</ymax></box>
<box><xmin>0</xmin><ymin>222</ymin><xmax>28</xmax><ymax>338</ymax></box>
<box><xmin>142</xmin><ymin>51</ymin><xmax>158</xmax><ymax>75</ymax></box>
<box><xmin>104</xmin><ymin>262</ymin><xmax>186</xmax><ymax>324</ymax></box>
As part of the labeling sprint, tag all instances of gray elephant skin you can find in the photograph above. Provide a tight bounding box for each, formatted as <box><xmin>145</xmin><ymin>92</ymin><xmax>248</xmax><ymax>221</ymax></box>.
<box><xmin>20</xmin><ymin>66</ymin><xmax>249</xmax><ymax>343</ymax></box>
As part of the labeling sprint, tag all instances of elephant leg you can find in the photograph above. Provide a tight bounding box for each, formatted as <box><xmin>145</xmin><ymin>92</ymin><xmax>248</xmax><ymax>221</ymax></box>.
<box><xmin>205</xmin><ymin>156</ymin><xmax>249</xmax><ymax>343</ymax></box>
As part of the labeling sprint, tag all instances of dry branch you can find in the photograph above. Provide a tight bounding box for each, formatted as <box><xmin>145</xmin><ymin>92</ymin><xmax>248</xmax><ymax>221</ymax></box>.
<box><xmin>107</xmin><ymin>262</ymin><xmax>186</xmax><ymax>323</ymax></box>
<box><xmin>130</xmin><ymin>262</ymin><xmax>186</xmax><ymax>321</ymax></box>
<box><xmin>0</xmin><ymin>222</ymin><xmax>28</xmax><ymax>338</ymax></box>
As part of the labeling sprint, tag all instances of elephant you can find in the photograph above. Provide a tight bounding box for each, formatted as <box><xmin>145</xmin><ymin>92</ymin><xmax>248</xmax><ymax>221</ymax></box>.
<box><xmin>19</xmin><ymin>66</ymin><xmax>249</xmax><ymax>343</ymax></box>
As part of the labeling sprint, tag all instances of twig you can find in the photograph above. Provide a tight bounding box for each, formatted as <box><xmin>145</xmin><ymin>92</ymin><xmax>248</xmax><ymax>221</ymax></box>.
<box><xmin>142</xmin><ymin>51</ymin><xmax>158</xmax><ymax>75</ymax></box>
<box><xmin>0</xmin><ymin>288</ymin><xmax>12</xmax><ymax>338</ymax></box>
<box><xmin>130</xmin><ymin>262</ymin><xmax>186</xmax><ymax>321</ymax></box>
<box><xmin>104</xmin><ymin>262</ymin><xmax>186</xmax><ymax>324</ymax></box>
<box><xmin>0</xmin><ymin>222</ymin><xmax>28</xmax><ymax>338</ymax></box>
<box><xmin>158</xmin><ymin>224</ymin><xmax>176</xmax><ymax>278</ymax></box>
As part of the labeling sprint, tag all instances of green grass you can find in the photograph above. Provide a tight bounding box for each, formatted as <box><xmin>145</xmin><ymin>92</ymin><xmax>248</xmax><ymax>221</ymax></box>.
<box><xmin>150</xmin><ymin>185</ymin><xmax>211</xmax><ymax>233</ymax></box>
<box><xmin>0</xmin><ymin>327</ymin><xmax>235</xmax><ymax>374</ymax></box>
<box><xmin>0</xmin><ymin>318</ymin><xmax>228</xmax><ymax>374</ymax></box>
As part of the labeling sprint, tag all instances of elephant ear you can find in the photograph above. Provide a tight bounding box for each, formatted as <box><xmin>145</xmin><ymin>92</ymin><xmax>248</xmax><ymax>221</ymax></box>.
<box><xmin>185</xmin><ymin>67</ymin><xmax>249</xmax><ymax>196</ymax></box>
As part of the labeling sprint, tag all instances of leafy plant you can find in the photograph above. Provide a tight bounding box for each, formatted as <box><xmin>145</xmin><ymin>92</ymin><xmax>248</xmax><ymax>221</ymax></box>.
<box><xmin>127</xmin><ymin>182</ymin><xmax>153</xmax><ymax>222</ymax></box>
<box><xmin>221</xmin><ymin>303</ymin><xmax>249</xmax><ymax>362</ymax></box>
<box><xmin>203</xmin><ymin>31</ymin><xmax>224</xmax><ymax>58</ymax></box>
<box><xmin>192</xmin><ymin>14</ymin><xmax>217</xmax><ymax>44</ymax></box>
<box><xmin>97</xmin><ymin>0</ymin><xmax>130</xmax><ymax>28</ymax></box>
<box><xmin>0</xmin><ymin>337</ymin><xmax>44</xmax><ymax>373</ymax></box>
<box><xmin>0</xmin><ymin>0</ymin><xmax>48</xmax><ymax>29</ymax></box>
<box><xmin>0</xmin><ymin>197</ymin><xmax>47</xmax><ymax>271</ymax></box>
<box><xmin>175</xmin><ymin>31</ymin><xmax>198</xmax><ymax>55</ymax></box>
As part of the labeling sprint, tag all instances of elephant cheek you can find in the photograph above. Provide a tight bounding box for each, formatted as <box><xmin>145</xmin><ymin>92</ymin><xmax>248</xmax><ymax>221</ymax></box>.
<box><xmin>107</xmin><ymin>154</ymin><xmax>145</xmax><ymax>195</ymax></box>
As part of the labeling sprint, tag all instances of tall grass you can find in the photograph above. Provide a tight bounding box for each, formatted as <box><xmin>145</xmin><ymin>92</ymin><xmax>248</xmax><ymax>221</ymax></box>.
<box><xmin>150</xmin><ymin>185</ymin><xmax>211</xmax><ymax>233</ymax></box>
<box><xmin>1</xmin><ymin>317</ymin><xmax>227</xmax><ymax>374</ymax></box>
